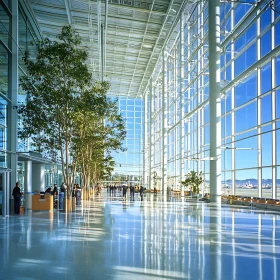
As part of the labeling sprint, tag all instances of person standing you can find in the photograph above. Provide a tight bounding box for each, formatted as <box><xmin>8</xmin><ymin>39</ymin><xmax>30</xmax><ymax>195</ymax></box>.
<box><xmin>139</xmin><ymin>186</ymin><xmax>144</xmax><ymax>201</ymax></box>
<box><xmin>12</xmin><ymin>182</ymin><xmax>21</xmax><ymax>214</ymax></box>
<box><xmin>130</xmin><ymin>185</ymin><xmax>135</xmax><ymax>200</ymax></box>
<box><xmin>60</xmin><ymin>183</ymin><xmax>66</xmax><ymax>193</ymax></box>
<box><xmin>53</xmin><ymin>184</ymin><xmax>58</xmax><ymax>195</ymax></box>
<box><xmin>122</xmin><ymin>185</ymin><xmax>127</xmax><ymax>199</ymax></box>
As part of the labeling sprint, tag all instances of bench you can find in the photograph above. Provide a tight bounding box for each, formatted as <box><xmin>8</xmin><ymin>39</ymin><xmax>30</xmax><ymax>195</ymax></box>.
<box><xmin>252</xmin><ymin>197</ymin><xmax>266</xmax><ymax>208</ymax></box>
<box><xmin>172</xmin><ymin>190</ymin><xmax>181</xmax><ymax>196</ymax></box>
<box><xmin>266</xmin><ymin>199</ymin><xmax>280</xmax><ymax>210</ymax></box>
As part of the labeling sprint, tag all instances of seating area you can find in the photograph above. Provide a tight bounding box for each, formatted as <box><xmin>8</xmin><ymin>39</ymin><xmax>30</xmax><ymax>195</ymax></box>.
<box><xmin>145</xmin><ymin>189</ymin><xmax>161</xmax><ymax>193</ymax></box>
<box><xmin>169</xmin><ymin>191</ymin><xmax>280</xmax><ymax>211</ymax></box>
<box><xmin>172</xmin><ymin>190</ymin><xmax>181</xmax><ymax>196</ymax></box>
<box><xmin>225</xmin><ymin>195</ymin><xmax>280</xmax><ymax>210</ymax></box>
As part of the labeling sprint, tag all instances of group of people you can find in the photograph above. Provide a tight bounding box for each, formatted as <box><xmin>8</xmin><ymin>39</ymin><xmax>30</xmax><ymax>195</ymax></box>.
<box><xmin>12</xmin><ymin>181</ymin><xmax>147</xmax><ymax>214</ymax></box>
<box><xmin>45</xmin><ymin>183</ymin><xmax>80</xmax><ymax>198</ymax></box>
<box><xmin>45</xmin><ymin>184</ymin><xmax>58</xmax><ymax>195</ymax></box>
<box><xmin>12</xmin><ymin>182</ymin><xmax>82</xmax><ymax>214</ymax></box>
<box><xmin>107</xmin><ymin>184</ymin><xmax>145</xmax><ymax>201</ymax></box>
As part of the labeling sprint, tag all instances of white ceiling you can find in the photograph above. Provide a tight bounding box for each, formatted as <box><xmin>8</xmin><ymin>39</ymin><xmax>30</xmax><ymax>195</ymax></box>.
<box><xmin>28</xmin><ymin>0</ymin><xmax>193</xmax><ymax>98</ymax></box>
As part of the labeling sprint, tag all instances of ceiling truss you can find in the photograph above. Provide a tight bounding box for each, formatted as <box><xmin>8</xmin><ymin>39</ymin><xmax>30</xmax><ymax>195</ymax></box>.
<box><xmin>27</xmin><ymin>0</ymin><xmax>193</xmax><ymax>98</ymax></box>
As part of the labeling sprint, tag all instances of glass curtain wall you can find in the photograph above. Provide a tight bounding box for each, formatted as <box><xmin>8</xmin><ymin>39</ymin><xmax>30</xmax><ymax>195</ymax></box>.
<box><xmin>17</xmin><ymin>3</ymin><xmax>39</xmax><ymax>152</ymax></box>
<box><xmin>144</xmin><ymin>1</ymin><xmax>280</xmax><ymax>199</ymax></box>
<box><xmin>0</xmin><ymin>1</ymin><xmax>10</xmax><ymax>168</ymax></box>
<box><xmin>110</xmin><ymin>97</ymin><xmax>143</xmax><ymax>186</ymax></box>
<box><xmin>17</xmin><ymin>3</ymin><xmax>41</xmax><ymax>185</ymax></box>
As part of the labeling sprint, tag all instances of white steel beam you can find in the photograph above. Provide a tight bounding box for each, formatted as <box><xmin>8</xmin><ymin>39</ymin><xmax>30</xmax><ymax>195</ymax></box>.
<box><xmin>162</xmin><ymin>49</ymin><xmax>168</xmax><ymax>195</ymax></box>
<box><xmin>257</xmin><ymin>8</ymin><xmax>262</xmax><ymax>197</ymax></box>
<box><xmin>209</xmin><ymin>0</ymin><xmax>221</xmax><ymax>203</ymax></box>
<box><xmin>149</xmin><ymin>81</ymin><xmax>154</xmax><ymax>190</ymax></box>
<box><xmin>126</xmin><ymin>0</ymin><xmax>155</xmax><ymax>97</ymax></box>
<box><xmin>180</xmin><ymin>12</ymin><xmax>185</xmax><ymax>197</ymax></box>
<box><xmin>64</xmin><ymin>0</ymin><xmax>73</xmax><ymax>25</ymax></box>
<box><xmin>272</xmin><ymin>7</ymin><xmax>276</xmax><ymax>199</ymax></box>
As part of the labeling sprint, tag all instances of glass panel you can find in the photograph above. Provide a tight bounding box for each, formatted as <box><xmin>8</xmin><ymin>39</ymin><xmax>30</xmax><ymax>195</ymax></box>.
<box><xmin>18</xmin><ymin>8</ymin><xmax>27</xmax><ymax>70</ymax></box>
<box><xmin>235</xmin><ymin>43</ymin><xmax>257</xmax><ymax>77</ymax></box>
<box><xmin>3</xmin><ymin>1</ymin><xmax>9</xmax><ymax>8</ymax></box>
<box><xmin>276</xmin><ymin>56</ymin><xmax>280</xmax><ymax>87</ymax></box>
<box><xmin>234</xmin><ymin>23</ymin><xmax>256</xmax><ymax>53</ymax></box>
<box><xmin>276</xmin><ymin>89</ymin><xmax>280</xmax><ymax>119</ymax></box>
<box><xmin>221</xmin><ymin>90</ymin><xmax>232</xmax><ymax>115</ymax></box>
<box><xmin>261</xmin><ymin>30</ymin><xmax>271</xmax><ymax>57</ymax></box>
<box><xmin>235</xmin><ymin>137</ymin><xmax>258</xmax><ymax>169</ymax></box>
<box><xmin>262</xmin><ymin>167</ymin><xmax>272</xmax><ymax>198</ymax></box>
<box><xmin>204</xmin><ymin>104</ymin><xmax>209</xmax><ymax>124</ymax></box>
<box><xmin>0</xmin><ymin>97</ymin><xmax>7</xmax><ymax>153</ymax></box>
<box><xmin>222</xmin><ymin>171</ymin><xmax>232</xmax><ymax>195</ymax></box>
<box><xmin>221</xmin><ymin>148</ymin><xmax>232</xmax><ymax>170</ymax></box>
<box><xmin>235</xmin><ymin>169</ymin><xmax>258</xmax><ymax>197</ymax></box>
<box><xmin>235</xmin><ymin>101</ymin><xmax>257</xmax><ymax>133</ymax></box>
<box><xmin>276</xmin><ymin>20</ymin><xmax>280</xmax><ymax>47</ymax></box>
<box><xmin>0</xmin><ymin>44</ymin><xmax>9</xmax><ymax>95</ymax></box>
<box><xmin>234</xmin><ymin>3</ymin><xmax>251</xmax><ymax>25</ymax></box>
<box><xmin>262</xmin><ymin>132</ymin><xmax>272</xmax><ymax>166</ymax></box>
<box><xmin>221</xmin><ymin>114</ymin><xmax>232</xmax><ymax>138</ymax></box>
<box><xmin>261</xmin><ymin>62</ymin><xmax>272</xmax><ymax>94</ymax></box>
<box><xmin>0</xmin><ymin>4</ymin><xmax>10</xmax><ymax>47</ymax></box>
<box><xmin>235</xmin><ymin>72</ymin><xmax>257</xmax><ymax>107</ymax></box>
<box><xmin>276</xmin><ymin>129</ymin><xmax>280</xmax><ymax>165</ymax></box>
<box><xmin>261</xmin><ymin>93</ymin><xmax>272</xmax><ymax>124</ymax></box>
<box><xmin>277</xmin><ymin>167</ymin><xmax>280</xmax><ymax>199</ymax></box>
<box><xmin>261</xmin><ymin>8</ymin><xmax>271</xmax><ymax>32</ymax></box>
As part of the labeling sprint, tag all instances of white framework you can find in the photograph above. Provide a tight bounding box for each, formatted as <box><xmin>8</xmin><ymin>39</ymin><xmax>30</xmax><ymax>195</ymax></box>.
<box><xmin>144</xmin><ymin>0</ymin><xmax>280</xmax><ymax>199</ymax></box>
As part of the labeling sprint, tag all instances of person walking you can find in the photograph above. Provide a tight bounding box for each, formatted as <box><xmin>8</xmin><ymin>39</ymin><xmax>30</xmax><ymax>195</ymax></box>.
<box><xmin>12</xmin><ymin>182</ymin><xmax>21</xmax><ymax>214</ymax></box>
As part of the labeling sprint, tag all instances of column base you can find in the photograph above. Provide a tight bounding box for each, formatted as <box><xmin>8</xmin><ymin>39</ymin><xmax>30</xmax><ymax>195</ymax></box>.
<box><xmin>209</xmin><ymin>194</ymin><xmax>222</xmax><ymax>204</ymax></box>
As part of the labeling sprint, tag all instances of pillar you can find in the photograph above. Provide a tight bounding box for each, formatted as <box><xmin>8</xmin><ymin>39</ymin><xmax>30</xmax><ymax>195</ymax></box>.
<box><xmin>162</xmin><ymin>50</ymin><xmax>168</xmax><ymax>195</ymax></box>
<box><xmin>209</xmin><ymin>0</ymin><xmax>222</xmax><ymax>203</ymax></box>
<box><xmin>149</xmin><ymin>81</ymin><xmax>153</xmax><ymax>190</ymax></box>
<box><xmin>180</xmin><ymin>12</ymin><xmax>185</xmax><ymax>197</ymax></box>
<box><xmin>2</xmin><ymin>172</ymin><xmax>7</xmax><ymax>217</ymax></box>
<box><xmin>144</xmin><ymin>89</ymin><xmax>148</xmax><ymax>187</ymax></box>
<box><xmin>24</xmin><ymin>160</ymin><xmax>33</xmax><ymax>210</ymax></box>
<box><xmin>32</xmin><ymin>163</ymin><xmax>45</xmax><ymax>192</ymax></box>
<box><xmin>8</xmin><ymin>0</ymin><xmax>18</xmax><ymax>205</ymax></box>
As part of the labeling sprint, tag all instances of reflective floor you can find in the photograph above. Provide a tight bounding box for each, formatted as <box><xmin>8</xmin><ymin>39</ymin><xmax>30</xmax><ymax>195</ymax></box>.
<box><xmin>1</xmin><ymin>191</ymin><xmax>280</xmax><ymax>280</ymax></box>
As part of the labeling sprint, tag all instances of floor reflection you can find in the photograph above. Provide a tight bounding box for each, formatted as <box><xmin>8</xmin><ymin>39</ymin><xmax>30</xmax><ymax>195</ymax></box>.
<box><xmin>0</xmin><ymin>192</ymin><xmax>280</xmax><ymax>279</ymax></box>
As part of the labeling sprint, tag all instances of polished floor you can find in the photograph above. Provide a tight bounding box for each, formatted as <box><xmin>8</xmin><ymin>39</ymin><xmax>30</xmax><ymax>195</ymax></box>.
<box><xmin>1</xmin><ymin>191</ymin><xmax>280</xmax><ymax>280</ymax></box>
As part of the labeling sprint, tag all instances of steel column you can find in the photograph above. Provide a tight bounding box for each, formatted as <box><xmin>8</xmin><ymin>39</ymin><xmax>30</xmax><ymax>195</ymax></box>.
<box><xmin>8</xmin><ymin>0</ymin><xmax>19</xmax><ymax>209</ymax></box>
<box><xmin>162</xmin><ymin>50</ymin><xmax>168</xmax><ymax>195</ymax></box>
<box><xmin>180</xmin><ymin>13</ymin><xmax>185</xmax><ymax>197</ymax></box>
<box><xmin>208</xmin><ymin>0</ymin><xmax>221</xmax><ymax>203</ymax></box>
<box><xmin>149</xmin><ymin>81</ymin><xmax>153</xmax><ymax>190</ymax></box>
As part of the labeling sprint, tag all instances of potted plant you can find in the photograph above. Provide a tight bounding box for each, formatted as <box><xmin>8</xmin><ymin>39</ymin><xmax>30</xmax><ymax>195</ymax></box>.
<box><xmin>181</xmin><ymin>171</ymin><xmax>204</xmax><ymax>197</ymax></box>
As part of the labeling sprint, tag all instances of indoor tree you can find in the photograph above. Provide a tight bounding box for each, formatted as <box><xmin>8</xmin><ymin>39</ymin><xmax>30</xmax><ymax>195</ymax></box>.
<box><xmin>71</xmin><ymin>81</ymin><xmax>126</xmax><ymax>197</ymax></box>
<box><xmin>181</xmin><ymin>171</ymin><xmax>204</xmax><ymax>195</ymax></box>
<box><xmin>18</xmin><ymin>25</ymin><xmax>126</xmax><ymax>203</ymax></box>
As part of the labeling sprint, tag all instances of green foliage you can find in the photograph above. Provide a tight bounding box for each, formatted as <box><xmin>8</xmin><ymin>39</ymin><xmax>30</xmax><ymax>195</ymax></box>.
<box><xmin>181</xmin><ymin>171</ymin><xmax>204</xmax><ymax>194</ymax></box>
<box><xmin>18</xmin><ymin>25</ymin><xmax>126</xmax><ymax>195</ymax></box>
<box><xmin>19</xmin><ymin>25</ymin><xmax>90</xmax><ymax>159</ymax></box>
